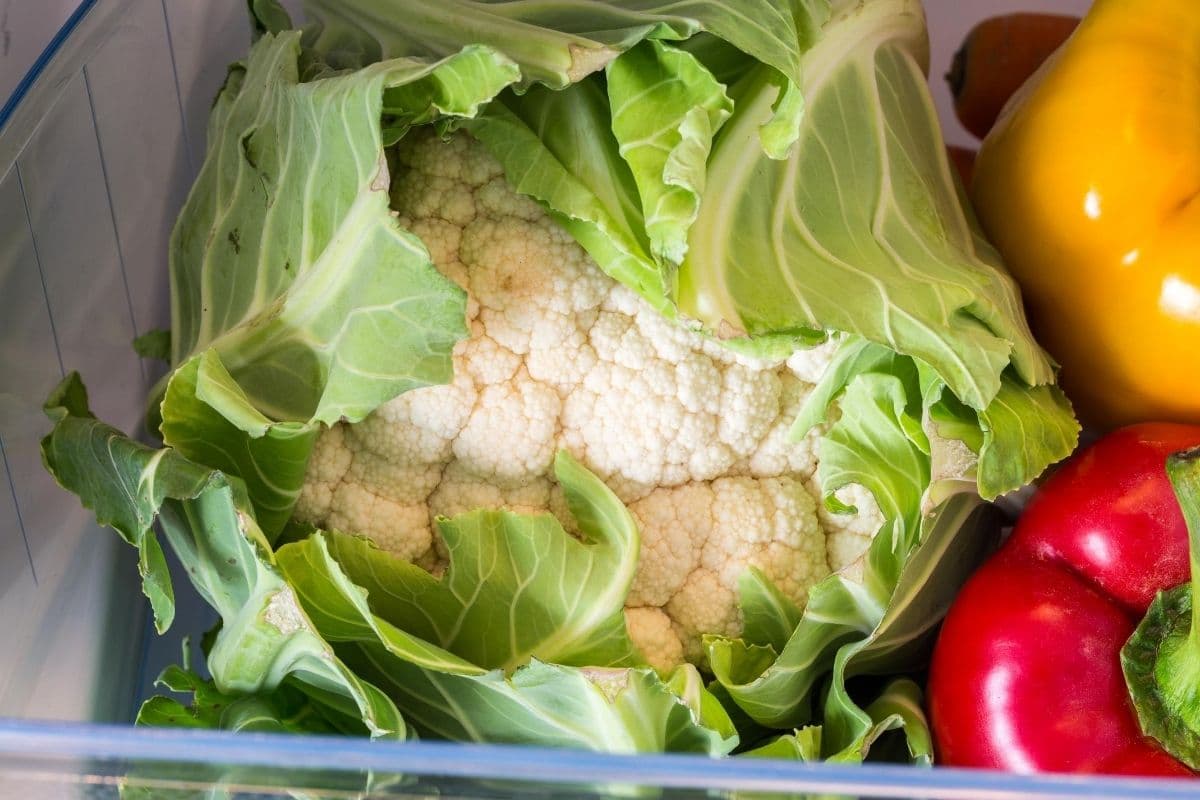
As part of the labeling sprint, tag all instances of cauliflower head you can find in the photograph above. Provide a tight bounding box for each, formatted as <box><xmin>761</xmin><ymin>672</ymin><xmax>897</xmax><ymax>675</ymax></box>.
<box><xmin>295</xmin><ymin>131</ymin><xmax>883</xmax><ymax>670</ymax></box>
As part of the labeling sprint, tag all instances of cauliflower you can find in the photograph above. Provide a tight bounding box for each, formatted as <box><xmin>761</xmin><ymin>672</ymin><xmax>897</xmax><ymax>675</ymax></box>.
<box><xmin>295</xmin><ymin>132</ymin><xmax>884</xmax><ymax>670</ymax></box>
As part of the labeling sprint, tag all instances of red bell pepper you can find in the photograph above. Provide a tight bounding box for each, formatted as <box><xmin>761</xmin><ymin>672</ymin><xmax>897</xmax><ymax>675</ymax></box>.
<box><xmin>928</xmin><ymin>424</ymin><xmax>1200</xmax><ymax>776</ymax></box>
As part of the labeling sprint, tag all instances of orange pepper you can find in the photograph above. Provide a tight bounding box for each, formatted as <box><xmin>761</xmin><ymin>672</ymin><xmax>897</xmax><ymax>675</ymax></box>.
<box><xmin>970</xmin><ymin>0</ymin><xmax>1200</xmax><ymax>429</ymax></box>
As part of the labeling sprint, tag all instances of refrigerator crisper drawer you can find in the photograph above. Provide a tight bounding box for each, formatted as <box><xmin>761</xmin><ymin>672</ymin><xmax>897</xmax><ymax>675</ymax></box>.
<box><xmin>0</xmin><ymin>1</ymin><xmax>1196</xmax><ymax>798</ymax></box>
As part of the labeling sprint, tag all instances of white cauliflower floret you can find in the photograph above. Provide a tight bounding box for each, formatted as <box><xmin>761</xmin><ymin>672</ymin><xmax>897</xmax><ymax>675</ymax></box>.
<box><xmin>350</xmin><ymin>370</ymin><xmax>476</xmax><ymax>469</ymax></box>
<box><xmin>786</xmin><ymin>337</ymin><xmax>842</xmax><ymax>383</ymax></box>
<box><xmin>624</xmin><ymin>608</ymin><xmax>685</xmax><ymax>673</ymax></box>
<box><xmin>814</xmin><ymin>481</ymin><xmax>886</xmax><ymax>575</ymax></box>
<box><xmin>633</xmin><ymin>477</ymin><xmax>829</xmax><ymax>663</ymax></box>
<box><xmin>745</xmin><ymin>374</ymin><xmax>823</xmax><ymax>478</ymax></box>
<box><xmin>429</xmin><ymin>461</ymin><xmax>552</xmax><ymax>521</ymax></box>
<box><xmin>452</xmin><ymin>370</ymin><xmax>561</xmax><ymax>486</ymax></box>
<box><xmin>718</xmin><ymin>365</ymin><xmax>782</xmax><ymax>459</ymax></box>
<box><xmin>457</xmin><ymin>323</ymin><xmax>522</xmax><ymax>385</ymax></box>
<box><xmin>325</xmin><ymin>484</ymin><xmax>433</xmax><ymax>563</ymax></box>
<box><xmin>295</xmin><ymin>424</ymin><xmax>352</xmax><ymax>522</ymax></box>
<box><xmin>295</xmin><ymin>131</ymin><xmax>885</xmax><ymax>670</ymax></box>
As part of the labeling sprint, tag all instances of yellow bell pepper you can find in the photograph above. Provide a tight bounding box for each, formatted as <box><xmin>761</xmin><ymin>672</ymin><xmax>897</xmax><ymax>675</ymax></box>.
<box><xmin>971</xmin><ymin>0</ymin><xmax>1200</xmax><ymax>429</ymax></box>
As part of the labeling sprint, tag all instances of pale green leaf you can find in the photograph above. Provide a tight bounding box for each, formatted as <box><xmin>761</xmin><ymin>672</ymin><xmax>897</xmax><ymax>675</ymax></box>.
<box><xmin>709</xmin><ymin>492</ymin><xmax>997</xmax><ymax>733</ymax></box>
<box><xmin>132</xmin><ymin>329</ymin><xmax>172</xmax><ymax>362</ymax></box>
<box><xmin>170</xmin><ymin>34</ymin><xmax>500</xmax><ymax>423</ymax></box>
<box><xmin>160</xmin><ymin>352</ymin><xmax>316</xmax><ymax>540</ymax></box>
<box><xmin>707</xmin><ymin>573</ymin><xmax>877</xmax><ymax>727</ymax></box>
<box><xmin>465</xmin><ymin>83</ymin><xmax>667</xmax><ymax>309</ymax></box>
<box><xmin>313</xmin><ymin>452</ymin><xmax>642</xmax><ymax>670</ymax></box>
<box><xmin>137</xmin><ymin>666</ymin><xmax>339</xmax><ymax>734</ymax></box>
<box><xmin>157</xmin><ymin>32</ymin><xmax>521</xmax><ymax>537</ymax></box>
<box><xmin>40</xmin><ymin>374</ymin><xmax>405</xmax><ymax>738</ymax></box>
<box><xmin>940</xmin><ymin>377</ymin><xmax>1079</xmax><ymax>501</ymax></box>
<box><xmin>742</xmin><ymin>726</ymin><xmax>822</xmax><ymax>760</ymax></box>
<box><xmin>738</xmin><ymin>567</ymin><xmax>804</xmax><ymax>653</ymax></box>
<box><xmin>275</xmin><ymin>529</ymin><xmax>734</xmax><ymax>754</ymax></box>
<box><xmin>826</xmin><ymin>678</ymin><xmax>931</xmax><ymax>766</ymax></box>
<box><xmin>344</xmin><ymin>646</ymin><xmax>736</xmax><ymax>754</ymax></box>
<box><xmin>302</xmin><ymin>0</ymin><xmax>815</xmax><ymax>93</ymax></box>
<box><xmin>678</xmin><ymin>3</ymin><xmax>1056</xmax><ymax>412</ymax></box>
<box><xmin>608</xmin><ymin>40</ymin><xmax>732</xmax><ymax>264</ymax></box>
<box><xmin>41</xmin><ymin>373</ymin><xmax>200</xmax><ymax>632</ymax></box>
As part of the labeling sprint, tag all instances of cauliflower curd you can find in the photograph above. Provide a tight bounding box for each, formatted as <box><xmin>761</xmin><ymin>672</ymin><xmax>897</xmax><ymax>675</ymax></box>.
<box><xmin>295</xmin><ymin>132</ymin><xmax>882</xmax><ymax>668</ymax></box>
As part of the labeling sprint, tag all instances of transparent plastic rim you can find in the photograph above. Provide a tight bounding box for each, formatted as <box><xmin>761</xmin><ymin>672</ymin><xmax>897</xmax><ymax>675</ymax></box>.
<box><xmin>0</xmin><ymin>0</ymin><xmax>97</xmax><ymax>131</ymax></box>
<box><xmin>0</xmin><ymin>719</ymin><xmax>1196</xmax><ymax>799</ymax></box>
<box><xmin>0</xmin><ymin>4</ymin><xmax>1194</xmax><ymax>798</ymax></box>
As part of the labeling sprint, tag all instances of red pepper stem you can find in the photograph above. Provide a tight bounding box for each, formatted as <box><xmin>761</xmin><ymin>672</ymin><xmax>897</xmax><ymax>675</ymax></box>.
<box><xmin>1122</xmin><ymin>447</ymin><xmax>1200</xmax><ymax>768</ymax></box>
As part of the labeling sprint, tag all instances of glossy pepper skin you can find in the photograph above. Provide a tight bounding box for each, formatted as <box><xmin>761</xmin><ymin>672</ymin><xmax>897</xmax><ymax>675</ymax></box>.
<box><xmin>970</xmin><ymin>0</ymin><xmax>1200</xmax><ymax>429</ymax></box>
<box><xmin>928</xmin><ymin>425</ymin><xmax>1199</xmax><ymax>775</ymax></box>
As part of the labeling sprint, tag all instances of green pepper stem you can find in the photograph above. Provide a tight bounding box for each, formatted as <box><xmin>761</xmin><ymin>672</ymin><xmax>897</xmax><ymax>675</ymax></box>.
<box><xmin>1122</xmin><ymin>447</ymin><xmax>1200</xmax><ymax>768</ymax></box>
<box><xmin>1165</xmin><ymin>448</ymin><xmax>1200</xmax><ymax>656</ymax></box>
